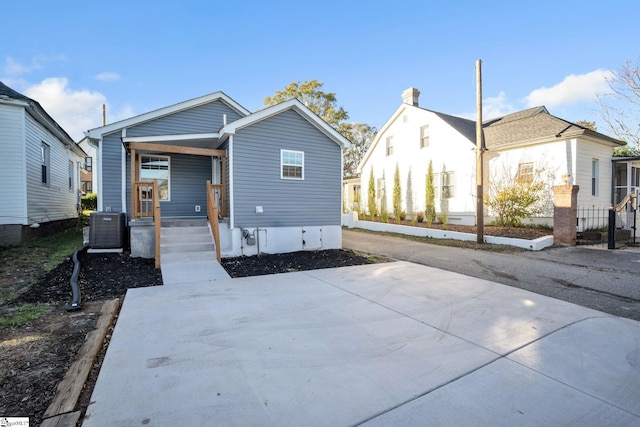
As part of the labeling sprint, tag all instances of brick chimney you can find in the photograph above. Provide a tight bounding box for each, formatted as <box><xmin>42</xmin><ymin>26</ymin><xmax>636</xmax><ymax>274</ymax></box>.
<box><xmin>401</xmin><ymin>87</ymin><xmax>420</xmax><ymax>106</ymax></box>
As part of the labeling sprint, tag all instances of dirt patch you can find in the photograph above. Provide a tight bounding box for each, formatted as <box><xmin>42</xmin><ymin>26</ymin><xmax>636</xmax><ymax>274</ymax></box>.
<box><xmin>0</xmin><ymin>248</ymin><xmax>376</xmax><ymax>425</ymax></box>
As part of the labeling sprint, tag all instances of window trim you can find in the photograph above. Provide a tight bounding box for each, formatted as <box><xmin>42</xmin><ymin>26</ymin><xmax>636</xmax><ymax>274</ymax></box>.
<box><xmin>68</xmin><ymin>160</ymin><xmax>74</xmax><ymax>192</ymax></box>
<box><xmin>41</xmin><ymin>142</ymin><xmax>50</xmax><ymax>186</ymax></box>
<box><xmin>591</xmin><ymin>159</ymin><xmax>599</xmax><ymax>196</ymax></box>
<box><xmin>280</xmin><ymin>149</ymin><xmax>304</xmax><ymax>180</ymax></box>
<box><xmin>386</xmin><ymin>136</ymin><xmax>393</xmax><ymax>156</ymax></box>
<box><xmin>517</xmin><ymin>162</ymin><xmax>534</xmax><ymax>184</ymax></box>
<box><xmin>442</xmin><ymin>171</ymin><xmax>455</xmax><ymax>199</ymax></box>
<box><xmin>420</xmin><ymin>125</ymin><xmax>430</xmax><ymax>148</ymax></box>
<box><xmin>140</xmin><ymin>154</ymin><xmax>171</xmax><ymax>201</ymax></box>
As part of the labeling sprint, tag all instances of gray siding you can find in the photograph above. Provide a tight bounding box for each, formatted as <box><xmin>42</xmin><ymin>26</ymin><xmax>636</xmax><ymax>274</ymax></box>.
<box><xmin>232</xmin><ymin>109</ymin><xmax>342</xmax><ymax>227</ymax></box>
<box><xmin>125</xmin><ymin>154</ymin><xmax>211</xmax><ymax>217</ymax></box>
<box><xmin>127</xmin><ymin>101</ymin><xmax>243</xmax><ymax>136</ymax></box>
<box><xmin>24</xmin><ymin>114</ymin><xmax>81</xmax><ymax>223</ymax></box>
<box><xmin>0</xmin><ymin>105</ymin><xmax>27</xmax><ymax>225</ymax></box>
<box><xmin>101</xmin><ymin>133</ymin><xmax>123</xmax><ymax>212</ymax></box>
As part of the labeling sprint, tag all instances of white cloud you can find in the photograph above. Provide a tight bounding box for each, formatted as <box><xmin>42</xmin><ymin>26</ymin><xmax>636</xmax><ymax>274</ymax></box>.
<box><xmin>95</xmin><ymin>72</ymin><xmax>121</xmax><ymax>82</ymax></box>
<box><xmin>482</xmin><ymin>91</ymin><xmax>514</xmax><ymax>119</ymax></box>
<box><xmin>3</xmin><ymin>55</ymin><xmax>67</xmax><ymax>77</ymax></box>
<box><xmin>458</xmin><ymin>91</ymin><xmax>515</xmax><ymax>120</ymax></box>
<box><xmin>523</xmin><ymin>69</ymin><xmax>613</xmax><ymax>108</ymax></box>
<box><xmin>25</xmin><ymin>78</ymin><xmax>107</xmax><ymax>141</ymax></box>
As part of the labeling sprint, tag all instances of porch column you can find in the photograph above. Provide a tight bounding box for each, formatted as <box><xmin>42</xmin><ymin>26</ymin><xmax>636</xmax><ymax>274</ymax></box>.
<box><xmin>553</xmin><ymin>185</ymin><xmax>579</xmax><ymax>246</ymax></box>
<box><xmin>221</xmin><ymin>154</ymin><xmax>227</xmax><ymax>216</ymax></box>
<box><xmin>130</xmin><ymin>148</ymin><xmax>136</xmax><ymax>217</ymax></box>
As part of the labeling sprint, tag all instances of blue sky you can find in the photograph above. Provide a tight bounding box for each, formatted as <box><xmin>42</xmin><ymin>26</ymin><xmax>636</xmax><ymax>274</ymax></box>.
<box><xmin>2</xmin><ymin>0</ymin><xmax>639</xmax><ymax>141</ymax></box>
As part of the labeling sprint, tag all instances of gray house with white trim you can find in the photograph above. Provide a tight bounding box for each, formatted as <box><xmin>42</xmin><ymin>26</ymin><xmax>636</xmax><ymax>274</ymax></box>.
<box><xmin>0</xmin><ymin>82</ymin><xmax>86</xmax><ymax>246</ymax></box>
<box><xmin>85</xmin><ymin>91</ymin><xmax>347</xmax><ymax>257</ymax></box>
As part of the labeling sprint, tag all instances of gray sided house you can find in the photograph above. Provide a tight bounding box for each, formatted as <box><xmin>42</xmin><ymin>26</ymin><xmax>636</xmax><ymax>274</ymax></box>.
<box><xmin>85</xmin><ymin>92</ymin><xmax>347</xmax><ymax>257</ymax></box>
<box><xmin>0</xmin><ymin>82</ymin><xmax>86</xmax><ymax>246</ymax></box>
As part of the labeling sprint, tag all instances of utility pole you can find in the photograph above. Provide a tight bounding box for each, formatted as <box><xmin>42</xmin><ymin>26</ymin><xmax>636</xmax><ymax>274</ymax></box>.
<box><xmin>476</xmin><ymin>59</ymin><xmax>485</xmax><ymax>243</ymax></box>
<box><xmin>102</xmin><ymin>104</ymin><xmax>106</xmax><ymax>126</ymax></box>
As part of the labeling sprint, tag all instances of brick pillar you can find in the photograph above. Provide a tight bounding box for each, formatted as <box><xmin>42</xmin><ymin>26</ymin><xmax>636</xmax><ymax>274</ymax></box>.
<box><xmin>553</xmin><ymin>185</ymin><xmax>579</xmax><ymax>246</ymax></box>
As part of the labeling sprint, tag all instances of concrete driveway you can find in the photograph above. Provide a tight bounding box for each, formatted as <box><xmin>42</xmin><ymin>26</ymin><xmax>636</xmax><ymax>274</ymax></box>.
<box><xmin>83</xmin><ymin>261</ymin><xmax>640</xmax><ymax>426</ymax></box>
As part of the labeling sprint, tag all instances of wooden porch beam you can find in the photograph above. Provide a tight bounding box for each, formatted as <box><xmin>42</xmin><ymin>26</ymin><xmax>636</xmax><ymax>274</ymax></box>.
<box><xmin>128</xmin><ymin>142</ymin><xmax>226</xmax><ymax>157</ymax></box>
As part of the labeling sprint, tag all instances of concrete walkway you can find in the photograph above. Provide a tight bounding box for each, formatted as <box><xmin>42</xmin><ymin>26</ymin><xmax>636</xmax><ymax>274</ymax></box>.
<box><xmin>83</xmin><ymin>259</ymin><xmax>640</xmax><ymax>426</ymax></box>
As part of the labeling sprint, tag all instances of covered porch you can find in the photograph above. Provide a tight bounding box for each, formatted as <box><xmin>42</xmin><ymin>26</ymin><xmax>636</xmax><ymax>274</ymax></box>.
<box><xmin>125</xmin><ymin>141</ymin><xmax>228</xmax><ymax>266</ymax></box>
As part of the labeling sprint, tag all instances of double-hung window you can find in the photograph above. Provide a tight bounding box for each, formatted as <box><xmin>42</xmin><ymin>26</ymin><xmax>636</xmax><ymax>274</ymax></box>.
<box><xmin>517</xmin><ymin>162</ymin><xmax>534</xmax><ymax>184</ymax></box>
<box><xmin>591</xmin><ymin>159</ymin><xmax>599</xmax><ymax>196</ymax></box>
<box><xmin>420</xmin><ymin>125</ymin><xmax>429</xmax><ymax>148</ymax></box>
<box><xmin>41</xmin><ymin>142</ymin><xmax>50</xmax><ymax>185</ymax></box>
<box><xmin>386</xmin><ymin>136</ymin><xmax>393</xmax><ymax>156</ymax></box>
<box><xmin>281</xmin><ymin>150</ymin><xmax>304</xmax><ymax>180</ymax></box>
<box><xmin>140</xmin><ymin>155</ymin><xmax>170</xmax><ymax>201</ymax></box>
<box><xmin>442</xmin><ymin>171</ymin><xmax>455</xmax><ymax>199</ymax></box>
<box><xmin>68</xmin><ymin>160</ymin><xmax>74</xmax><ymax>191</ymax></box>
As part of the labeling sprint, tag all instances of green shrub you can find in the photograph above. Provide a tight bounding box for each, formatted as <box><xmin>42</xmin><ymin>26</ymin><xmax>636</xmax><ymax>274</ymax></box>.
<box><xmin>81</xmin><ymin>193</ymin><xmax>97</xmax><ymax>211</ymax></box>
<box><xmin>416</xmin><ymin>211</ymin><xmax>425</xmax><ymax>223</ymax></box>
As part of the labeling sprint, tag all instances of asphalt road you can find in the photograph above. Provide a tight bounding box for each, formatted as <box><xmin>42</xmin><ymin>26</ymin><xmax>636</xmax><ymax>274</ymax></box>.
<box><xmin>343</xmin><ymin>229</ymin><xmax>640</xmax><ymax>321</ymax></box>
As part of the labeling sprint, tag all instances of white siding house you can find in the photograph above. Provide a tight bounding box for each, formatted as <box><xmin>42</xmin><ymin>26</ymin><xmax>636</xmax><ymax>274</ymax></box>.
<box><xmin>357</xmin><ymin>88</ymin><xmax>624</xmax><ymax>226</ymax></box>
<box><xmin>0</xmin><ymin>82</ymin><xmax>85</xmax><ymax>246</ymax></box>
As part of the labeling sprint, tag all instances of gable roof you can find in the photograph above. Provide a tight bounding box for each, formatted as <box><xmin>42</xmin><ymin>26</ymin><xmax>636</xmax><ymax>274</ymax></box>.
<box><xmin>0</xmin><ymin>81</ymin><xmax>85</xmax><ymax>156</ymax></box>
<box><xmin>483</xmin><ymin>106</ymin><xmax>624</xmax><ymax>148</ymax></box>
<box><xmin>85</xmin><ymin>91</ymin><xmax>251</xmax><ymax>139</ymax></box>
<box><xmin>220</xmin><ymin>98</ymin><xmax>349</xmax><ymax>148</ymax></box>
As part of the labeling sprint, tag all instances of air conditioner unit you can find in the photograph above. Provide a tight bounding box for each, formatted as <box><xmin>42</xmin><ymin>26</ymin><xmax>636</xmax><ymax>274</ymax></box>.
<box><xmin>90</xmin><ymin>212</ymin><xmax>126</xmax><ymax>249</ymax></box>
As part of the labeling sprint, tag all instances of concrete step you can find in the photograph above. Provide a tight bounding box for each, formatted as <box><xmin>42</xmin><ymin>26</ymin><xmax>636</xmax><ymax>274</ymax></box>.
<box><xmin>161</xmin><ymin>232</ymin><xmax>212</xmax><ymax>245</ymax></box>
<box><xmin>161</xmin><ymin>242</ymin><xmax>215</xmax><ymax>254</ymax></box>
<box><xmin>161</xmin><ymin>225</ymin><xmax>210</xmax><ymax>237</ymax></box>
<box><xmin>161</xmin><ymin>217</ymin><xmax>208</xmax><ymax>227</ymax></box>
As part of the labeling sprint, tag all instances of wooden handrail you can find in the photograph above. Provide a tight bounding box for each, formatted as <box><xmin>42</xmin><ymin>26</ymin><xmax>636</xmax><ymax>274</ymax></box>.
<box><xmin>153</xmin><ymin>179</ymin><xmax>161</xmax><ymax>268</ymax></box>
<box><xmin>206</xmin><ymin>180</ymin><xmax>222</xmax><ymax>262</ymax></box>
<box><xmin>132</xmin><ymin>181</ymin><xmax>155</xmax><ymax>218</ymax></box>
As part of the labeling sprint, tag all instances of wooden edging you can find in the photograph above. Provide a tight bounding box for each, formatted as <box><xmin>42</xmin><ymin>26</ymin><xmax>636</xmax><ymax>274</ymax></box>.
<box><xmin>41</xmin><ymin>298</ymin><xmax>120</xmax><ymax>426</ymax></box>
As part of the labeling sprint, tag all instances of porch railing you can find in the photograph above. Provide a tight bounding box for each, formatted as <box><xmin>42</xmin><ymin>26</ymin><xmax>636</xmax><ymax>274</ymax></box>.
<box><xmin>132</xmin><ymin>180</ymin><xmax>162</xmax><ymax>268</ymax></box>
<box><xmin>206</xmin><ymin>180</ymin><xmax>222</xmax><ymax>262</ymax></box>
<box><xmin>133</xmin><ymin>181</ymin><xmax>155</xmax><ymax>218</ymax></box>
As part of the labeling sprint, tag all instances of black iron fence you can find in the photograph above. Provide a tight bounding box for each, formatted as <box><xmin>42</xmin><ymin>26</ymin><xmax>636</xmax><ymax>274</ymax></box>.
<box><xmin>577</xmin><ymin>200</ymin><xmax>639</xmax><ymax>247</ymax></box>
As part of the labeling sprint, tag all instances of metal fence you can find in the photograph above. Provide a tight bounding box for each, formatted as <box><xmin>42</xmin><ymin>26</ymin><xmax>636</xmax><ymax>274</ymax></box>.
<box><xmin>577</xmin><ymin>202</ymin><xmax>639</xmax><ymax>247</ymax></box>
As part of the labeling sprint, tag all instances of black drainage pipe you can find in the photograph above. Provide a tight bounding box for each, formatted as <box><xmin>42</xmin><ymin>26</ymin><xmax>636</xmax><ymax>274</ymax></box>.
<box><xmin>67</xmin><ymin>248</ymin><xmax>82</xmax><ymax>311</ymax></box>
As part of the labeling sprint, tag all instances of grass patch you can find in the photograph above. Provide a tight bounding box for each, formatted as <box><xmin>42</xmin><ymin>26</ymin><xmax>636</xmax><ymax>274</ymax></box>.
<box><xmin>0</xmin><ymin>303</ymin><xmax>50</xmax><ymax>327</ymax></box>
<box><xmin>0</xmin><ymin>226</ymin><xmax>83</xmax><ymax>302</ymax></box>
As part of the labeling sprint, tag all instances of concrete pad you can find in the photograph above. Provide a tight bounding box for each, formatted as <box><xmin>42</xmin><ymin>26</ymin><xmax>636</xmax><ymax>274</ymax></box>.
<box><xmin>360</xmin><ymin>358</ymin><xmax>640</xmax><ymax>426</ymax></box>
<box><xmin>508</xmin><ymin>316</ymin><xmax>640</xmax><ymax>416</ymax></box>
<box><xmin>84</xmin><ymin>262</ymin><xmax>640</xmax><ymax>426</ymax></box>
<box><xmin>306</xmin><ymin>262</ymin><xmax>606</xmax><ymax>354</ymax></box>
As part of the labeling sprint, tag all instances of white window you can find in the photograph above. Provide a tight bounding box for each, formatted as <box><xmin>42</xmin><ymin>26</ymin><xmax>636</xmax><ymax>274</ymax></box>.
<box><xmin>41</xmin><ymin>142</ymin><xmax>50</xmax><ymax>185</ymax></box>
<box><xmin>591</xmin><ymin>159</ymin><xmax>599</xmax><ymax>196</ymax></box>
<box><xmin>281</xmin><ymin>150</ymin><xmax>304</xmax><ymax>180</ymax></box>
<box><xmin>517</xmin><ymin>162</ymin><xmax>534</xmax><ymax>184</ymax></box>
<box><xmin>140</xmin><ymin>155</ymin><xmax>170</xmax><ymax>201</ymax></box>
<box><xmin>420</xmin><ymin>125</ymin><xmax>429</xmax><ymax>148</ymax></box>
<box><xmin>442</xmin><ymin>171</ymin><xmax>455</xmax><ymax>199</ymax></box>
<box><xmin>68</xmin><ymin>160</ymin><xmax>74</xmax><ymax>191</ymax></box>
<box><xmin>377</xmin><ymin>178</ymin><xmax>385</xmax><ymax>200</ymax></box>
<box><xmin>386</xmin><ymin>136</ymin><xmax>393</xmax><ymax>156</ymax></box>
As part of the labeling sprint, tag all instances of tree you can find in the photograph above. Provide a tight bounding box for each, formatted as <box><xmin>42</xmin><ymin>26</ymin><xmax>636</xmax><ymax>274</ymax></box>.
<box><xmin>576</xmin><ymin>120</ymin><xmax>596</xmax><ymax>131</ymax></box>
<box><xmin>265</xmin><ymin>80</ymin><xmax>377</xmax><ymax>177</ymax></box>
<box><xmin>264</xmin><ymin>80</ymin><xmax>348</xmax><ymax>129</ymax></box>
<box><xmin>425</xmin><ymin>160</ymin><xmax>436</xmax><ymax>225</ymax></box>
<box><xmin>393</xmin><ymin>163</ymin><xmax>402</xmax><ymax>223</ymax></box>
<box><xmin>367</xmin><ymin>167</ymin><xmax>377</xmax><ymax>220</ymax></box>
<box><xmin>597</xmin><ymin>58</ymin><xmax>640</xmax><ymax>155</ymax></box>
<box><xmin>342</xmin><ymin>123</ymin><xmax>377</xmax><ymax>178</ymax></box>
